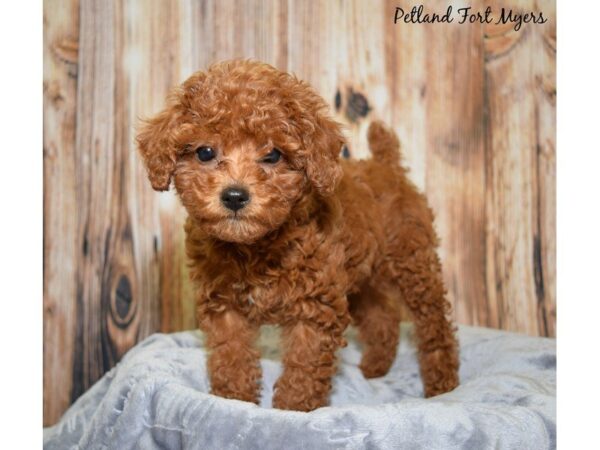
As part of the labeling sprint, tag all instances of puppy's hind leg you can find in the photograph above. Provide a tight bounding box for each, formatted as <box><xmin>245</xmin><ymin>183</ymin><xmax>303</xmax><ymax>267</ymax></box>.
<box><xmin>349</xmin><ymin>286</ymin><xmax>401</xmax><ymax>379</ymax></box>
<box><xmin>383</xmin><ymin>238</ymin><xmax>459</xmax><ymax>397</ymax></box>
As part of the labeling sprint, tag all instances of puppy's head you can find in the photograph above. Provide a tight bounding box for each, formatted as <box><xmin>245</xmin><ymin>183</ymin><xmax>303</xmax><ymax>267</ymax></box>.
<box><xmin>137</xmin><ymin>60</ymin><xmax>344</xmax><ymax>243</ymax></box>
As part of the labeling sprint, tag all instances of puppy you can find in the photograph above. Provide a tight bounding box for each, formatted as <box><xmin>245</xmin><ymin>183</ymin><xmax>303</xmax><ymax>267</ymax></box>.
<box><xmin>137</xmin><ymin>60</ymin><xmax>459</xmax><ymax>411</ymax></box>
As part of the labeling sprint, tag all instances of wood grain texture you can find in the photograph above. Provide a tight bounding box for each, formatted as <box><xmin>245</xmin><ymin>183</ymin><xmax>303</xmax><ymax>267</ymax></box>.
<box><xmin>483</xmin><ymin>0</ymin><xmax>556</xmax><ymax>335</ymax></box>
<box><xmin>44</xmin><ymin>0</ymin><xmax>556</xmax><ymax>425</ymax></box>
<box><xmin>43</xmin><ymin>0</ymin><xmax>79</xmax><ymax>426</ymax></box>
<box><xmin>423</xmin><ymin>1</ymin><xmax>488</xmax><ymax>329</ymax></box>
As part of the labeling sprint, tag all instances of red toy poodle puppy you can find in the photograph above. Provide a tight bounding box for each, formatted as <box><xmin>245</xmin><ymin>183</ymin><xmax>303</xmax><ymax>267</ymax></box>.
<box><xmin>137</xmin><ymin>59</ymin><xmax>459</xmax><ymax>411</ymax></box>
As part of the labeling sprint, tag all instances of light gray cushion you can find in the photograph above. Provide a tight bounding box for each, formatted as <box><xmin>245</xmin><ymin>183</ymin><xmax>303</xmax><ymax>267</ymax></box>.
<box><xmin>44</xmin><ymin>323</ymin><xmax>556</xmax><ymax>449</ymax></box>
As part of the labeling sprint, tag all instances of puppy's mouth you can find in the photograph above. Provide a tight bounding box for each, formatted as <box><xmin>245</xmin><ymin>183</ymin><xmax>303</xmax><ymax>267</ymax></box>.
<box><xmin>208</xmin><ymin>212</ymin><xmax>271</xmax><ymax>244</ymax></box>
<box><xmin>225</xmin><ymin>211</ymin><xmax>246</xmax><ymax>221</ymax></box>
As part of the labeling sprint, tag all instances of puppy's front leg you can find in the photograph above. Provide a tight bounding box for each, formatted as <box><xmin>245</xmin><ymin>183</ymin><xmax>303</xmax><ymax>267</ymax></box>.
<box><xmin>273</xmin><ymin>321</ymin><xmax>342</xmax><ymax>411</ymax></box>
<box><xmin>201</xmin><ymin>309</ymin><xmax>262</xmax><ymax>403</ymax></box>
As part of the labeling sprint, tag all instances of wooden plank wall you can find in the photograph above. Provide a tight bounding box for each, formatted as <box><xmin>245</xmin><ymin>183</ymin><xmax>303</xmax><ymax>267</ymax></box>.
<box><xmin>43</xmin><ymin>0</ymin><xmax>556</xmax><ymax>425</ymax></box>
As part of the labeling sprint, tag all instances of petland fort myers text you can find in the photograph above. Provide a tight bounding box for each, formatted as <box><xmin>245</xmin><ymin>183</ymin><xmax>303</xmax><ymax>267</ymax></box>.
<box><xmin>394</xmin><ymin>5</ymin><xmax>548</xmax><ymax>31</ymax></box>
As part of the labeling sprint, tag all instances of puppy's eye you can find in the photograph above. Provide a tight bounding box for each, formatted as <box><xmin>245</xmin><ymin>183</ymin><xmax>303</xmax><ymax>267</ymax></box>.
<box><xmin>261</xmin><ymin>148</ymin><xmax>282</xmax><ymax>164</ymax></box>
<box><xmin>196</xmin><ymin>146</ymin><xmax>215</xmax><ymax>162</ymax></box>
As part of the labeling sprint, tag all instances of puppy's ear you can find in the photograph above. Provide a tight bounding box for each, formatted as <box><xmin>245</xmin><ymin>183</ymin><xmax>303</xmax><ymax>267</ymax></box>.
<box><xmin>137</xmin><ymin>72</ymin><xmax>207</xmax><ymax>191</ymax></box>
<box><xmin>304</xmin><ymin>115</ymin><xmax>345</xmax><ymax>197</ymax></box>
<box><xmin>136</xmin><ymin>106</ymin><xmax>185</xmax><ymax>191</ymax></box>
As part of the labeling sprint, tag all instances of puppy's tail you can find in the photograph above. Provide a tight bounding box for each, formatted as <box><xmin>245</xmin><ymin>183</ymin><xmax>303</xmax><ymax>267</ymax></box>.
<box><xmin>367</xmin><ymin>121</ymin><xmax>401</xmax><ymax>166</ymax></box>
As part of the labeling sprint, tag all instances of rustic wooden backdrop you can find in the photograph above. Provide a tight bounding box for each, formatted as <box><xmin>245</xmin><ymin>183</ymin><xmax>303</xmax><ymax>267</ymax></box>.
<box><xmin>43</xmin><ymin>0</ymin><xmax>556</xmax><ymax>425</ymax></box>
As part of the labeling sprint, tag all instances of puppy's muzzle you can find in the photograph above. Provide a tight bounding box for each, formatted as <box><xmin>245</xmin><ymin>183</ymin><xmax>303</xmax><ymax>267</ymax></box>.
<box><xmin>221</xmin><ymin>186</ymin><xmax>250</xmax><ymax>212</ymax></box>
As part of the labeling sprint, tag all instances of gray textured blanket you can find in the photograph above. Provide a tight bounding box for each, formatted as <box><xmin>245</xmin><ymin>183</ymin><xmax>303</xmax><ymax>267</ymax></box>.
<box><xmin>44</xmin><ymin>324</ymin><xmax>556</xmax><ymax>449</ymax></box>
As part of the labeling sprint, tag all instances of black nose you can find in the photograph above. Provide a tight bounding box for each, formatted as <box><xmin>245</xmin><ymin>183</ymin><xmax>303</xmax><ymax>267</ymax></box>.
<box><xmin>220</xmin><ymin>186</ymin><xmax>250</xmax><ymax>212</ymax></box>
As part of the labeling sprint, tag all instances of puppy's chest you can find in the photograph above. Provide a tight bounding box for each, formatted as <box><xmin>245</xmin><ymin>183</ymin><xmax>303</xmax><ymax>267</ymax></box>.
<box><xmin>230</xmin><ymin>279</ymin><xmax>284</xmax><ymax>321</ymax></box>
<box><xmin>196</xmin><ymin>232</ymin><xmax>353</xmax><ymax>321</ymax></box>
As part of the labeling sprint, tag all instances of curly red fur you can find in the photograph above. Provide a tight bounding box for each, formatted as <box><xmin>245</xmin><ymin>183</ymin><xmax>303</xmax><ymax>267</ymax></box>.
<box><xmin>137</xmin><ymin>60</ymin><xmax>459</xmax><ymax>411</ymax></box>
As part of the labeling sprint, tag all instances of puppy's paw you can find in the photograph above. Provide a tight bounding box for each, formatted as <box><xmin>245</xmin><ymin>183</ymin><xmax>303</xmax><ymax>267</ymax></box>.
<box><xmin>359</xmin><ymin>351</ymin><xmax>395</xmax><ymax>379</ymax></box>
<box><xmin>209</xmin><ymin>362</ymin><xmax>262</xmax><ymax>404</ymax></box>
<box><xmin>419</xmin><ymin>348</ymin><xmax>460</xmax><ymax>397</ymax></box>
<box><xmin>211</xmin><ymin>384</ymin><xmax>261</xmax><ymax>404</ymax></box>
<box><xmin>272</xmin><ymin>388</ymin><xmax>327</xmax><ymax>412</ymax></box>
<box><xmin>272</xmin><ymin>368</ymin><xmax>331</xmax><ymax>411</ymax></box>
